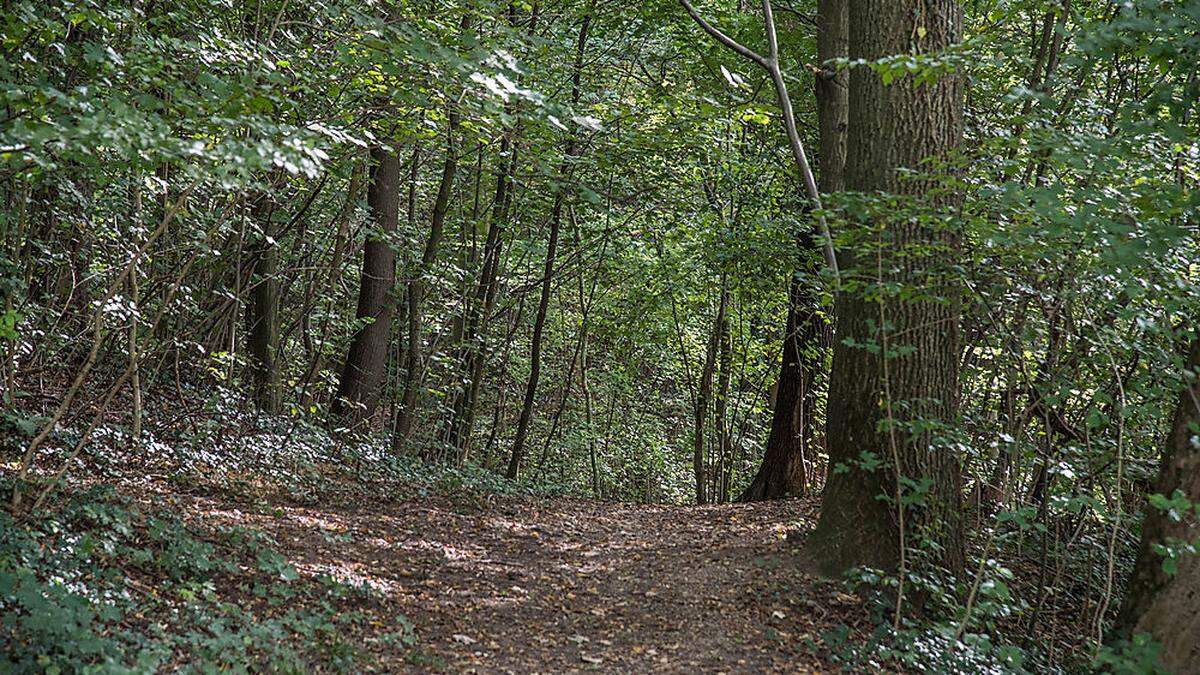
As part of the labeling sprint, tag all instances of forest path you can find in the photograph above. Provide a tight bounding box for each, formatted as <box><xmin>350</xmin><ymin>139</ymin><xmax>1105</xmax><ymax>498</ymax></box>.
<box><xmin>165</xmin><ymin>487</ymin><xmax>866</xmax><ymax>672</ymax></box>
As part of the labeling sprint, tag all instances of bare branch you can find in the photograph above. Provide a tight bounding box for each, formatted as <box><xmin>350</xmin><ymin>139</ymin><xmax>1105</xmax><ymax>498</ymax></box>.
<box><xmin>762</xmin><ymin>0</ymin><xmax>781</xmax><ymax>60</ymax></box>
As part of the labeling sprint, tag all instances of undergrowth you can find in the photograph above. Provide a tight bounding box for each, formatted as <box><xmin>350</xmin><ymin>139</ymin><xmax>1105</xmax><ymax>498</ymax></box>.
<box><xmin>40</xmin><ymin>384</ymin><xmax>581</xmax><ymax>505</ymax></box>
<box><xmin>0</xmin><ymin>484</ymin><xmax>414</xmax><ymax>673</ymax></box>
<box><xmin>804</xmin><ymin>514</ymin><xmax>1154</xmax><ymax>675</ymax></box>
<box><xmin>1</xmin><ymin>386</ymin><xmax>574</xmax><ymax>673</ymax></box>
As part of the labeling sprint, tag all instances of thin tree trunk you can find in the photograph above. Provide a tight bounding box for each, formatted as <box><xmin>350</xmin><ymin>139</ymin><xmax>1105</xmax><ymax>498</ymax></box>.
<box><xmin>128</xmin><ymin>176</ymin><xmax>143</xmax><ymax>438</ymax></box>
<box><xmin>446</xmin><ymin>3</ymin><xmax>539</xmax><ymax>457</ymax></box>
<box><xmin>506</xmin><ymin>8</ymin><xmax>592</xmax><ymax>478</ymax></box>
<box><xmin>504</xmin><ymin>187</ymin><xmax>560</xmax><ymax>477</ymax></box>
<box><xmin>985</xmin><ymin>363</ymin><xmax>1021</xmax><ymax>512</ymax></box>
<box><xmin>445</xmin><ymin>138</ymin><xmax>516</xmax><ymax>455</ymax></box>
<box><xmin>693</xmin><ymin>289</ymin><xmax>727</xmax><ymax>505</ymax></box>
<box><xmin>393</xmin><ymin>106</ymin><xmax>464</xmax><ymax>451</ymax></box>
<box><xmin>392</xmin><ymin>12</ymin><xmax>474</xmax><ymax>451</ymax></box>
<box><xmin>482</xmin><ymin>296</ymin><xmax>527</xmax><ymax>466</ymax></box>
<box><xmin>299</xmin><ymin>162</ymin><xmax>363</xmax><ymax>408</ymax></box>
<box><xmin>540</xmin><ymin>201</ymin><xmax>611</xmax><ymax>461</ymax></box>
<box><xmin>713</xmin><ymin>285</ymin><xmax>733</xmax><ymax>503</ymax></box>
<box><xmin>582</xmin><ymin>332</ymin><xmax>599</xmax><ymax>497</ymax></box>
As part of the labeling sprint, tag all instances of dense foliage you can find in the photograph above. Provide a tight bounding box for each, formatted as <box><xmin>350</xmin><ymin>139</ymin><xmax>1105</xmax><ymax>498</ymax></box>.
<box><xmin>1</xmin><ymin>0</ymin><xmax>1197</xmax><ymax>671</ymax></box>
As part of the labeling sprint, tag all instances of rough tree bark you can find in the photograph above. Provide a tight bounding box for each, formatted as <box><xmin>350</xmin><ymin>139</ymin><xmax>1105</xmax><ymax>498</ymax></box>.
<box><xmin>739</xmin><ymin>268</ymin><xmax>821</xmax><ymax>501</ymax></box>
<box><xmin>1113</xmin><ymin>338</ymin><xmax>1200</xmax><ymax>671</ymax></box>
<box><xmin>245</xmin><ymin>197</ymin><xmax>281</xmax><ymax>414</ymax></box>
<box><xmin>740</xmin><ymin>0</ymin><xmax>846</xmax><ymax>502</ymax></box>
<box><xmin>809</xmin><ymin>0</ymin><xmax>966</xmax><ymax>576</ymax></box>
<box><xmin>332</xmin><ymin>146</ymin><xmax>401</xmax><ymax>424</ymax></box>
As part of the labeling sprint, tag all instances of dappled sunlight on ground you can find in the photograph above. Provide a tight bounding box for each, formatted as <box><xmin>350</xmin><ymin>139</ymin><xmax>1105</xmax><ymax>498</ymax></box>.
<box><xmin>129</xmin><ymin>482</ymin><xmax>868</xmax><ymax>672</ymax></box>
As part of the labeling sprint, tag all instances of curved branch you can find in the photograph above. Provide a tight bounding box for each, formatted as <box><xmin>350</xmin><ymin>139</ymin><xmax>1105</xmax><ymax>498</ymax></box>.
<box><xmin>678</xmin><ymin>0</ymin><xmax>840</xmax><ymax>280</ymax></box>
<box><xmin>678</xmin><ymin>0</ymin><xmax>769</xmax><ymax>68</ymax></box>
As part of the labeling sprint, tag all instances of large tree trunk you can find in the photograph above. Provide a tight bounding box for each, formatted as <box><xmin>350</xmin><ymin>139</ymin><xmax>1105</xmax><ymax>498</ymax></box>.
<box><xmin>245</xmin><ymin>198</ymin><xmax>281</xmax><ymax>414</ymax></box>
<box><xmin>332</xmin><ymin>146</ymin><xmax>401</xmax><ymax>424</ymax></box>
<box><xmin>809</xmin><ymin>0</ymin><xmax>965</xmax><ymax>576</ymax></box>
<box><xmin>740</xmin><ymin>0</ymin><xmax>846</xmax><ymax>502</ymax></box>
<box><xmin>739</xmin><ymin>271</ymin><xmax>820</xmax><ymax>501</ymax></box>
<box><xmin>1113</xmin><ymin>338</ymin><xmax>1200</xmax><ymax>671</ymax></box>
<box><xmin>813</xmin><ymin>0</ymin><xmax>849</xmax><ymax>194</ymax></box>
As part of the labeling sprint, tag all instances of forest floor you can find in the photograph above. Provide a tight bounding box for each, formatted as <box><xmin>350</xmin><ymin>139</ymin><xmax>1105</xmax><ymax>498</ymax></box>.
<box><xmin>128</xmin><ymin>475</ymin><xmax>875</xmax><ymax>673</ymax></box>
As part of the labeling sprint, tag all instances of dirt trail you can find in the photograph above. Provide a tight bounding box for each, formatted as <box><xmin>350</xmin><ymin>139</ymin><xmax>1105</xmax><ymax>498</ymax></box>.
<box><xmin>167</xmin><ymin>488</ymin><xmax>867</xmax><ymax>672</ymax></box>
